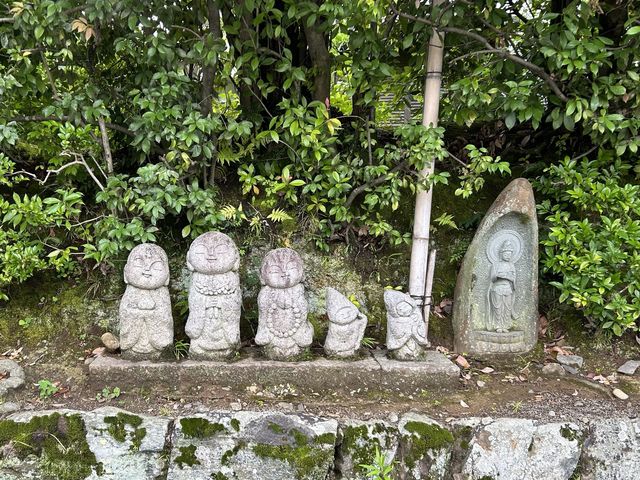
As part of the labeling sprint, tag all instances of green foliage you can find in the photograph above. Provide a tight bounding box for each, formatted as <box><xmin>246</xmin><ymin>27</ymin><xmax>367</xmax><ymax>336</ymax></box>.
<box><xmin>0</xmin><ymin>0</ymin><xmax>638</xmax><ymax>337</ymax></box>
<box><xmin>538</xmin><ymin>157</ymin><xmax>640</xmax><ymax>335</ymax></box>
<box><xmin>96</xmin><ymin>386</ymin><xmax>121</xmax><ymax>402</ymax></box>
<box><xmin>359</xmin><ymin>447</ymin><xmax>395</xmax><ymax>480</ymax></box>
<box><xmin>37</xmin><ymin>379</ymin><xmax>59</xmax><ymax>399</ymax></box>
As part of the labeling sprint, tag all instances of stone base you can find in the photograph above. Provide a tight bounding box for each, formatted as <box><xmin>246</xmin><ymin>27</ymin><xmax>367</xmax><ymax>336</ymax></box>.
<box><xmin>88</xmin><ymin>350</ymin><xmax>459</xmax><ymax>394</ymax></box>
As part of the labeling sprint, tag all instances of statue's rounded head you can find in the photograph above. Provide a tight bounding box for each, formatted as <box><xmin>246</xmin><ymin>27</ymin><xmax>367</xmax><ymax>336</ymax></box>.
<box><xmin>500</xmin><ymin>240</ymin><xmax>514</xmax><ymax>261</ymax></box>
<box><xmin>187</xmin><ymin>231</ymin><xmax>239</xmax><ymax>274</ymax></box>
<box><xmin>124</xmin><ymin>244</ymin><xmax>170</xmax><ymax>289</ymax></box>
<box><xmin>260</xmin><ymin>248</ymin><xmax>304</xmax><ymax>289</ymax></box>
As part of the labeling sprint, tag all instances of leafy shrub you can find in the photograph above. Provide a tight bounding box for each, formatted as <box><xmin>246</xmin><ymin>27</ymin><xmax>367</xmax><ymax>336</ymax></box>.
<box><xmin>538</xmin><ymin>156</ymin><xmax>640</xmax><ymax>335</ymax></box>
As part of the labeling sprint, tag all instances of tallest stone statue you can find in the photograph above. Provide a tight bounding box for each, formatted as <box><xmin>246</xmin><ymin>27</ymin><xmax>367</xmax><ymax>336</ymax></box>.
<box><xmin>452</xmin><ymin>178</ymin><xmax>538</xmax><ymax>355</ymax></box>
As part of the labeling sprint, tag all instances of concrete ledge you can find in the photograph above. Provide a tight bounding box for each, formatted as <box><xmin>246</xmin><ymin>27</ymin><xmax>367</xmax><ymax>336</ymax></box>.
<box><xmin>88</xmin><ymin>350</ymin><xmax>459</xmax><ymax>394</ymax></box>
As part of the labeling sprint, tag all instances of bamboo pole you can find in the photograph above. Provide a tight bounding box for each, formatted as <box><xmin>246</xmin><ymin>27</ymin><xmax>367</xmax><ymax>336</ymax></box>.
<box><xmin>408</xmin><ymin>0</ymin><xmax>445</xmax><ymax>323</ymax></box>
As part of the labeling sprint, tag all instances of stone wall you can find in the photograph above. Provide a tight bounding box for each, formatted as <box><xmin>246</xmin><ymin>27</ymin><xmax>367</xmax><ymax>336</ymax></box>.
<box><xmin>1</xmin><ymin>407</ymin><xmax>638</xmax><ymax>480</ymax></box>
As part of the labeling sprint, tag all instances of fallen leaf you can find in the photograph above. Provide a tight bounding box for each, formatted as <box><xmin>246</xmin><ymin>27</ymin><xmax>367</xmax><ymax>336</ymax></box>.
<box><xmin>480</xmin><ymin>367</ymin><xmax>495</xmax><ymax>374</ymax></box>
<box><xmin>91</xmin><ymin>347</ymin><xmax>106</xmax><ymax>357</ymax></box>
<box><xmin>538</xmin><ymin>315</ymin><xmax>548</xmax><ymax>337</ymax></box>
<box><xmin>456</xmin><ymin>355</ymin><xmax>470</xmax><ymax>369</ymax></box>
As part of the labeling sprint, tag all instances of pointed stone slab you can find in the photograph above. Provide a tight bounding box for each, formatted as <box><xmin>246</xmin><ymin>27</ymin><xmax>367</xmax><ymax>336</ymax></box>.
<box><xmin>453</xmin><ymin>178</ymin><xmax>538</xmax><ymax>355</ymax></box>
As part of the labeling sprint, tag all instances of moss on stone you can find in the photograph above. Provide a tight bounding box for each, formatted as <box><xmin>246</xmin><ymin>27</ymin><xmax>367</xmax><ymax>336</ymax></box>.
<box><xmin>175</xmin><ymin>444</ymin><xmax>200</xmax><ymax>467</ymax></box>
<box><xmin>0</xmin><ymin>412</ymin><xmax>101</xmax><ymax>480</ymax></box>
<box><xmin>221</xmin><ymin>442</ymin><xmax>245</xmax><ymax>466</ymax></box>
<box><xmin>251</xmin><ymin>441</ymin><xmax>333</xmax><ymax>479</ymax></box>
<box><xmin>211</xmin><ymin>473</ymin><xmax>229</xmax><ymax>480</ymax></box>
<box><xmin>401</xmin><ymin>421</ymin><xmax>454</xmax><ymax>469</ymax></box>
<box><xmin>314</xmin><ymin>432</ymin><xmax>336</xmax><ymax>445</ymax></box>
<box><xmin>341</xmin><ymin>423</ymin><xmax>396</xmax><ymax>474</ymax></box>
<box><xmin>180</xmin><ymin>417</ymin><xmax>227</xmax><ymax>439</ymax></box>
<box><xmin>560</xmin><ymin>425</ymin><xmax>579</xmax><ymax>442</ymax></box>
<box><xmin>291</xmin><ymin>428</ymin><xmax>309</xmax><ymax>446</ymax></box>
<box><xmin>104</xmin><ymin>412</ymin><xmax>146</xmax><ymax>451</ymax></box>
<box><xmin>230</xmin><ymin>418</ymin><xmax>240</xmax><ymax>432</ymax></box>
<box><xmin>268</xmin><ymin>422</ymin><xmax>286</xmax><ymax>434</ymax></box>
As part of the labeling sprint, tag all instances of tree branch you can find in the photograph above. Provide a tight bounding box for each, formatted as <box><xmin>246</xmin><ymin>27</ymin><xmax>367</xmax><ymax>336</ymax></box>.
<box><xmin>390</xmin><ymin>3</ymin><xmax>568</xmax><ymax>102</ymax></box>
<box><xmin>9</xmin><ymin>115</ymin><xmax>135</xmax><ymax>136</ymax></box>
<box><xmin>345</xmin><ymin>161</ymin><xmax>408</xmax><ymax>208</ymax></box>
<box><xmin>97</xmin><ymin>117</ymin><xmax>114</xmax><ymax>174</ymax></box>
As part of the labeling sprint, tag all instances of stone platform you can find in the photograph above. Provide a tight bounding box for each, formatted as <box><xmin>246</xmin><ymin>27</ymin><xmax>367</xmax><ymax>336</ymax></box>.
<box><xmin>89</xmin><ymin>350</ymin><xmax>459</xmax><ymax>394</ymax></box>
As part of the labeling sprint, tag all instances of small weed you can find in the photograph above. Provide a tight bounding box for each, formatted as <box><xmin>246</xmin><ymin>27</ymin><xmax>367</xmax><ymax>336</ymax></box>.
<box><xmin>96</xmin><ymin>387</ymin><xmax>121</xmax><ymax>402</ymax></box>
<box><xmin>37</xmin><ymin>379</ymin><xmax>59</xmax><ymax>399</ymax></box>
<box><xmin>18</xmin><ymin>317</ymin><xmax>33</xmax><ymax>329</ymax></box>
<box><xmin>511</xmin><ymin>401</ymin><xmax>523</xmax><ymax>414</ymax></box>
<box><xmin>174</xmin><ymin>340</ymin><xmax>190</xmax><ymax>360</ymax></box>
<box><xmin>361</xmin><ymin>337</ymin><xmax>378</xmax><ymax>349</ymax></box>
<box><xmin>359</xmin><ymin>447</ymin><xmax>395</xmax><ymax>480</ymax></box>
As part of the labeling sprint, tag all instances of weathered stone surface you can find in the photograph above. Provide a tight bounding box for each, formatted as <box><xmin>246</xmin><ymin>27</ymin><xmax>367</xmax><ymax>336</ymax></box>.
<box><xmin>581</xmin><ymin>419</ymin><xmax>640</xmax><ymax>480</ymax></box>
<box><xmin>0</xmin><ymin>359</ymin><xmax>25</xmax><ymax>396</ymax></box>
<box><xmin>119</xmin><ymin>244</ymin><xmax>173</xmax><ymax>360</ymax></box>
<box><xmin>453</xmin><ymin>178</ymin><xmax>538</xmax><ymax>356</ymax></box>
<box><xmin>1</xmin><ymin>408</ymin><xmax>170</xmax><ymax>480</ymax></box>
<box><xmin>186</xmin><ymin>231</ymin><xmax>242</xmax><ymax>360</ymax></box>
<box><xmin>397</xmin><ymin>413</ymin><xmax>453</xmax><ymax>479</ymax></box>
<box><xmin>255</xmin><ymin>248</ymin><xmax>313</xmax><ymax>360</ymax></box>
<box><xmin>617</xmin><ymin>360</ymin><xmax>640</xmax><ymax>375</ymax></box>
<box><xmin>324</xmin><ymin>287</ymin><xmax>368</xmax><ymax>358</ymax></box>
<box><xmin>101</xmin><ymin>332</ymin><xmax>120</xmax><ymax>352</ymax></box>
<box><xmin>167</xmin><ymin>411</ymin><xmax>338</xmax><ymax>480</ymax></box>
<box><xmin>383</xmin><ymin>290</ymin><xmax>429</xmax><ymax>360</ymax></box>
<box><xmin>455</xmin><ymin>418</ymin><xmax>582</xmax><ymax>479</ymax></box>
<box><xmin>2</xmin><ymin>408</ymin><xmax>640</xmax><ymax>480</ymax></box>
<box><xmin>83</xmin><ymin>407</ymin><xmax>171</xmax><ymax>479</ymax></box>
<box><xmin>335</xmin><ymin>419</ymin><xmax>399</xmax><ymax>479</ymax></box>
<box><xmin>557</xmin><ymin>354</ymin><xmax>584</xmax><ymax>369</ymax></box>
<box><xmin>89</xmin><ymin>350</ymin><xmax>459</xmax><ymax>394</ymax></box>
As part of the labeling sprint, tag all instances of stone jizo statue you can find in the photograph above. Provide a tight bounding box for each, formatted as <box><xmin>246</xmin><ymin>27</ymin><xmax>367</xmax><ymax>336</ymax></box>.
<box><xmin>255</xmin><ymin>248</ymin><xmax>312</xmax><ymax>360</ymax></box>
<box><xmin>119</xmin><ymin>243</ymin><xmax>173</xmax><ymax>360</ymax></box>
<box><xmin>452</xmin><ymin>178</ymin><xmax>538</xmax><ymax>355</ymax></box>
<box><xmin>324</xmin><ymin>287</ymin><xmax>367</xmax><ymax>358</ymax></box>
<box><xmin>487</xmin><ymin>239</ymin><xmax>518</xmax><ymax>333</ymax></box>
<box><xmin>185</xmin><ymin>231</ymin><xmax>241</xmax><ymax>360</ymax></box>
<box><xmin>384</xmin><ymin>290</ymin><xmax>429</xmax><ymax>360</ymax></box>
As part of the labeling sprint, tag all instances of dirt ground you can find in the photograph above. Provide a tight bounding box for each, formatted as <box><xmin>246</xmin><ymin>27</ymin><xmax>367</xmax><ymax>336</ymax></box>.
<box><xmin>3</xmin><ymin>335</ymin><xmax>639</xmax><ymax>425</ymax></box>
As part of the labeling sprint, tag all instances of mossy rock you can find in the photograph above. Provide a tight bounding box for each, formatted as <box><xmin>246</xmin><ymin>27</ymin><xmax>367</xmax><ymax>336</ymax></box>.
<box><xmin>397</xmin><ymin>414</ymin><xmax>454</xmax><ymax>479</ymax></box>
<box><xmin>0</xmin><ymin>412</ymin><xmax>101</xmax><ymax>480</ymax></box>
<box><xmin>336</xmin><ymin>420</ymin><xmax>399</xmax><ymax>478</ymax></box>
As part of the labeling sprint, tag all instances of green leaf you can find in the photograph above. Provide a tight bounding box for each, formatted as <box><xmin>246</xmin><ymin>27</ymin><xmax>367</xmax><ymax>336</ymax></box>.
<box><xmin>35</xmin><ymin>26</ymin><xmax>44</xmax><ymax>40</ymax></box>
<box><xmin>505</xmin><ymin>112</ymin><xmax>516</xmax><ymax>130</ymax></box>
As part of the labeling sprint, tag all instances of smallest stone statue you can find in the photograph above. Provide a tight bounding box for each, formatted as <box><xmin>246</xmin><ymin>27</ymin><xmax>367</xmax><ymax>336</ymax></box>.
<box><xmin>255</xmin><ymin>248</ymin><xmax>312</xmax><ymax>360</ymax></box>
<box><xmin>119</xmin><ymin>244</ymin><xmax>174</xmax><ymax>360</ymax></box>
<box><xmin>384</xmin><ymin>290</ymin><xmax>429</xmax><ymax>360</ymax></box>
<box><xmin>324</xmin><ymin>288</ymin><xmax>368</xmax><ymax>358</ymax></box>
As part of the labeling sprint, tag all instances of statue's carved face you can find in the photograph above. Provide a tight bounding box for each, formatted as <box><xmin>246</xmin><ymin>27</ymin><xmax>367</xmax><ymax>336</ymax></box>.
<box><xmin>333</xmin><ymin>305</ymin><xmax>358</xmax><ymax>325</ymax></box>
<box><xmin>396</xmin><ymin>301</ymin><xmax>414</xmax><ymax>317</ymax></box>
<box><xmin>260</xmin><ymin>248</ymin><xmax>303</xmax><ymax>289</ymax></box>
<box><xmin>501</xmin><ymin>249</ymin><xmax>513</xmax><ymax>262</ymax></box>
<box><xmin>124</xmin><ymin>244</ymin><xmax>169</xmax><ymax>289</ymax></box>
<box><xmin>187</xmin><ymin>232</ymin><xmax>239</xmax><ymax>275</ymax></box>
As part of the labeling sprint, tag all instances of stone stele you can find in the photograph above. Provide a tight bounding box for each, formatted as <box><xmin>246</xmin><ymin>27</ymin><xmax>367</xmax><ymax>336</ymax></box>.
<box><xmin>119</xmin><ymin>243</ymin><xmax>174</xmax><ymax>360</ymax></box>
<box><xmin>324</xmin><ymin>287</ymin><xmax>368</xmax><ymax>358</ymax></box>
<box><xmin>453</xmin><ymin>178</ymin><xmax>538</xmax><ymax>355</ymax></box>
<box><xmin>185</xmin><ymin>231</ymin><xmax>241</xmax><ymax>360</ymax></box>
<box><xmin>255</xmin><ymin>248</ymin><xmax>313</xmax><ymax>360</ymax></box>
<box><xmin>384</xmin><ymin>290</ymin><xmax>429</xmax><ymax>360</ymax></box>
